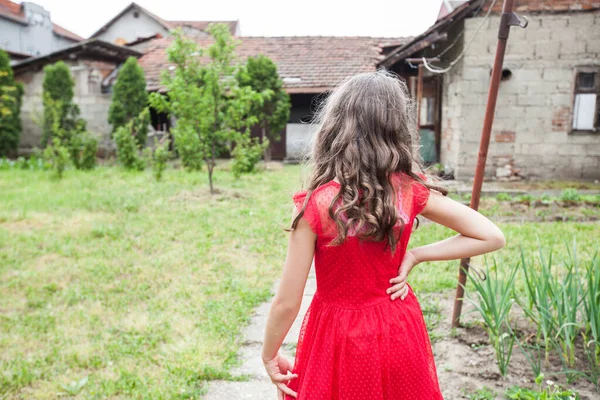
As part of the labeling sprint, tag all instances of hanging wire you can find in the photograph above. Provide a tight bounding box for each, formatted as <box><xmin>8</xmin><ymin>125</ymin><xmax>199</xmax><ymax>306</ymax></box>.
<box><xmin>423</xmin><ymin>0</ymin><xmax>499</xmax><ymax>74</ymax></box>
<box><xmin>407</xmin><ymin>59</ymin><xmax>419</xmax><ymax>69</ymax></box>
<box><xmin>434</xmin><ymin>0</ymin><xmax>487</xmax><ymax>60</ymax></box>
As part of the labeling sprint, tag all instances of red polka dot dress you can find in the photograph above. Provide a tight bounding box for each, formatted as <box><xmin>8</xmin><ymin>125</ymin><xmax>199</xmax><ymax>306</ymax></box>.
<box><xmin>285</xmin><ymin>171</ymin><xmax>443</xmax><ymax>400</ymax></box>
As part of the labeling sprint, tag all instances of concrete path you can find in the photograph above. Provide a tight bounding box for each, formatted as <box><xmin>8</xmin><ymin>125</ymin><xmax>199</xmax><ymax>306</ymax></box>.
<box><xmin>203</xmin><ymin>267</ymin><xmax>317</xmax><ymax>399</ymax></box>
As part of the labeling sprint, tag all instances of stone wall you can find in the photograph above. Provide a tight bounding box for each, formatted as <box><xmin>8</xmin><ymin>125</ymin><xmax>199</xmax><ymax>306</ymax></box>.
<box><xmin>442</xmin><ymin>11</ymin><xmax>600</xmax><ymax>180</ymax></box>
<box><xmin>17</xmin><ymin>59</ymin><xmax>114</xmax><ymax>154</ymax></box>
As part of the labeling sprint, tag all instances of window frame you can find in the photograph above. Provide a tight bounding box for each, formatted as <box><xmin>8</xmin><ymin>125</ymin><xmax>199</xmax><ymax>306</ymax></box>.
<box><xmin>569</xmin><ymin>66</ymin><xmax>600</xmax><ymax>135</ymax></box>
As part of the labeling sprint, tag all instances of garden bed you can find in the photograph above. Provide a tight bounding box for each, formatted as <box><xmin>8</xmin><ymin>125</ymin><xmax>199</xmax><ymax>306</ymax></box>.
<box><xmin>421</xmin><ymin>290</ymin><xmax>599</xmax><ymax>399</ymax></box>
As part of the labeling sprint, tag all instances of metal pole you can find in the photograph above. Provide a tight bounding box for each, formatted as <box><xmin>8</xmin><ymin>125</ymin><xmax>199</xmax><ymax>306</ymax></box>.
<box><xmin>451</xmin><ymin>0</ymin><xmax>527</xmax><ymax>328</ymax></box>
<box><xmin>416</xmin><ymin>64</ymin><xmax>424</xmax><ymax>132</ymax></box>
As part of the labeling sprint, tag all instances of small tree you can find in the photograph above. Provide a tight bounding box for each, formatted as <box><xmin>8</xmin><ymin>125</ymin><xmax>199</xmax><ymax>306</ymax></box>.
<box><xmin>237</xmin><ymin>55</ymin><xmax>290</xmax><ymax>162</ymax></box>
<box><xmin>0</xmin><ymin>49</ymin><xmax>24</xmax><ymax>157</ymax></box>
<box><xmin>108</xmin><ymin>57</ymin><xmax>149</xmax><ymax>147</ymax></box>
<box><xmin>41</xmin><ymin>61</ymin><xmax>86</xmax><ymax>148</ymax></box>
<box><xmin>42</xmin><ymin>97</ymin><xmax>71</xmax><ymax>179</ymax></box>
<box><xmin>150</xmin><ymin>24</ymin><xmax>263</xmax><ymax>194</ymax></box>
<box><xmin>41</xmin><ymin>61</ymin><xmax>97</xmax><ymax>170</ymax></box>
<box><xmin>114</xmin><ymin>119</ymin><xmax>146</xmax><ymax>171</ymax></box>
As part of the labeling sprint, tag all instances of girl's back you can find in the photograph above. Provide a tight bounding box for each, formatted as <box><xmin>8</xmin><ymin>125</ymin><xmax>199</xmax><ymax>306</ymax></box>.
<box><xmin>261</xmin><ymin>70</ymin><xmax>505</xmax><ymax>400</ymax></box>
<box><xmin>285</xmin><ymin>170</ymin><xmax>443</xmax><ymax>399</ymax></box>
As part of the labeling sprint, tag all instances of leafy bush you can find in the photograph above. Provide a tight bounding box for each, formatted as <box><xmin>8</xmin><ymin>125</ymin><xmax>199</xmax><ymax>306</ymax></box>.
<box><xmin>144</xmin><ymin>137</ymin><xmax>171</xmax><ymax>181</ymax></box>
<box><xmin>0</xmin><ymin>49</ymin><xmax>24</xmax><ymax>157</ymax></box>
<box><xmin>236</xmin><ymin>54</ymin><xmax>290</xmax><ymax>162</ymax></box>
<box><xmin>108</xmin><ymin>56</ymin><xmax>148</xmax><ymax>142</ymax></box>
<box><xmin>561</xmin><ymin>188</ymin><xmax>580</xmax><ymax>202</ymax></box>
<box><xmin>506</xmin><ymin>374</ymin><xmax>580</xmax><ymax>399</ymax></box>
<box><xmin>231</xmin><ymin>135</ymin><xmax>269</xmax><ymax>178</ymax></box>
<box><xmin>43</xmin><ymin>137</ymin><xmax>70</xmax><ymax>179</ymax></box>
<box><xmin>41</xmin><ymin>61</ymin><xmax>86</xmax><ymax>148</ymax></box>
<box><xmin>69</xmin><ymin>131</ymin><xmax>98</xmax><ymax>170</ymax></box>
<box><xmin>114</xmin><ymin>122</ymin><xmax>145</xmax><ymax>171</ymax></box>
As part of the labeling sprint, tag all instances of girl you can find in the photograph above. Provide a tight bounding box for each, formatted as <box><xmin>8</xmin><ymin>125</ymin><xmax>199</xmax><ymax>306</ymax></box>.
<box><xmin>261</xmin><ymin>70</ymin><xmax>506</xmax><ymax>400</ymax></box>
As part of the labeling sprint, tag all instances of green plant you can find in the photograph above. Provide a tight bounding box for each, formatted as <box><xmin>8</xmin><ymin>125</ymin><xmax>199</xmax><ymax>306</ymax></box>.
<box><xmin>58</xmin><ymin>375</ymin><xmax>88</xmax><ymax>396</ymax></box>
<box><xmin>561</xmin><ymin>189</ymin><xmax>580</xmax><ymax>202</ymax></box>
<box><xmin>108</xmin><ymin>56</ymin><xmax>148</xmax><ymax>146</ymax></box>
<box><xmin>496</xmin><ymin>192</ymin><xmax>512</xmax><ymax>202</ymax></box>
<box><xmin>231</xmin><ymin>135</ymin><xmax>269</xmax><ymax>178</ymax></box>
<box><xmin>463</xmin><ymin>256</ymin><xmax>518</xmax><ymax>377</ymax></box>
<box><xmin>149</xmin><ymin>24</ymin><xmax>264</xmax><ymax>194</ymax></box>
<box><xmin>505</xmin><ymin>373</ymin><xmax>580</xmax><ymax>399</ymax></box>
<box><xmin>516</xmin><ymin>243</ymin><xmax>560</xmax><ymax>366</ymax></box>
<box><xmin>236</xmin><ymin>55</ymin><xmax>290</xmax><ymax>162</ymax></box>
<box><xmin>463</xmin><ymin>386</ymin><xmax>497</xmax><ymax>400</ymax></box>
<box><xmin>0</xmin><ymin>49</ymin><xmax>24</xmax><ymax>157</ymax></box>
<box><xmin>144</xmin><ymin>137</ymin><xmax>171</xmax><ymax>181</ymax></box>
<box><xmin>69</xmin><ymin>131</ymin><xmax>98</xmax><ymax>170</ymax></box>
<box><xmin>41</xmin><ymin>61</ymin><xmax>86</xmax><ymax>148</ymax></box>
<box><xmin>43</xmin><ymin>137</ymin><xmax>70</xmax><ymax>179</ymax></box>
<box><xmin>114</xmin><ymin>121</ymin><xmax>145</xmax><ymax>171</ymax></box>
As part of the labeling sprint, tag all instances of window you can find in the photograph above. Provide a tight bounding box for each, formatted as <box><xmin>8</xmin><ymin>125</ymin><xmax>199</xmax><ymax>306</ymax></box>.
<box><xmin>572</xmin><ymin>68</ymin><xmax>600</xmax><ymax>133</ymax></box>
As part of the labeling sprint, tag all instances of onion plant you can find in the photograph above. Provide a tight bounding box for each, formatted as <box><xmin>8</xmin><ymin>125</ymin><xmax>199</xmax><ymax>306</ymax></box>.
<box><xmin>463</xmin><ymin>255</ymin><xmax>518</xmax><ymax>377</ymax></box>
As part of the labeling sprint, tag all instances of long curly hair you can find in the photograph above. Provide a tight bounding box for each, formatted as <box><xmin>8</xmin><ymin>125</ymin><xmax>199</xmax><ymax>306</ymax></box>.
<box><xmin>289</xmin><ymin>70</ymin><xmax>448</xmax><ymax>254</ymax></box>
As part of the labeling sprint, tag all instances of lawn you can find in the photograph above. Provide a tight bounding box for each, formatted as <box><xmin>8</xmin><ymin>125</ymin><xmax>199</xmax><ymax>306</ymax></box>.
<box><xmin>1</xmin><ymin>164</ymin><xmax>598</xmax><ymax>398</ymax></box>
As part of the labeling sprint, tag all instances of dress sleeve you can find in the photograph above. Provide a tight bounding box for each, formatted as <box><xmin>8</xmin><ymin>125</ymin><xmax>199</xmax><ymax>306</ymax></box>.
<box><xmin>292</xmin><ymin>190</ymin><xmax>321</xmax><ymax>236</ymax></box>
<box><xmin>412</xmin><ymin>172</ymin><xmax>431</xmax><ymax>217</ymax></box>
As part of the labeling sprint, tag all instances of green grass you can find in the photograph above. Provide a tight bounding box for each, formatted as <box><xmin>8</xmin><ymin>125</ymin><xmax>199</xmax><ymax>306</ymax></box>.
<box><xmin>1</xmin><ymin>164</ymin><xmax>599</xmax><ymax>398</ymax></box>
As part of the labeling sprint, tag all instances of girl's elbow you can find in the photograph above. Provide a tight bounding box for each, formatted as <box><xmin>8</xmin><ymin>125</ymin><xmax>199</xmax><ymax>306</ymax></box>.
<box><xmin>490</xmin><ymin>231</ymin><xmax>506</xmax><ymax>250</ymax></box>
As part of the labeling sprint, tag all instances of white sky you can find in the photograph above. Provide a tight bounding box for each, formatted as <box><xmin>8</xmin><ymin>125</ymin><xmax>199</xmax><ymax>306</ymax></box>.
<box><xmin>31</xmin><ymin>0</ymin><xmax>443</xmax><ymax>39</ymax></box>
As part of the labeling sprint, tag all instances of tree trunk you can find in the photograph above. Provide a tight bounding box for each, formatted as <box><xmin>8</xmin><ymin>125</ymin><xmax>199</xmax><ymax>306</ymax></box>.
<box><xmin>262</xmin><ymin>122</ymin><xmax>272</xmax><ymax>163</ymax></box>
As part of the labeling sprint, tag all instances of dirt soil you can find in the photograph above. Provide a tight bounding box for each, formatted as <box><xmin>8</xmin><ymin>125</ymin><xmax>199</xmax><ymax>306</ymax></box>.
<box><xmin>425</xmin><ymin>290</ymin><xmax>599</xmax><ymax>399</ymax></box>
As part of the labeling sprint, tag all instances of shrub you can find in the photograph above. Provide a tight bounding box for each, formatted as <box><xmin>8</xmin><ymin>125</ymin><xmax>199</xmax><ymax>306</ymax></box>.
<box><xmin>144</xmin><ymin>137</ymin><xmax>171</xmax><ymax>181</ymax></box>
<box><xmin>42</xmin><ymin>61</ymin><xmax>86</xmax><ymax>148</ymax></box>
<box><xmin>69</xmin><ymin>131</ymin><xmax>98</xmax><ymax>170</ymax></box>
<box><xmin>43</xmin><ymin>137</ymin><xmax>70</xmax><ymax>179</ymax></box>
<box><xmin>108</xmin><ymin>56</ymin><xmax>148</xmax><ymax>142</ymax></box>
<box><xmin>114</xmin><ymin>122</ymin><xmax>145</xmax><ymax>171</ymax></box>
<box><xmin>237</xmin><ymin>55</ymin><xmax>290</xmax><ymax>162</ymax></box>
<box><xmin>231</xmin><ymin>135</ymin><xmax>269</xmax><ymax>178</ymax></box>
<box><xmin>561</xmin><ymin>188</ymin><xmax>580</xmax><ymax>202</ymax></box>
<box><xmin>0</xmin><ymin>49</ymin><xmax>24</xmax><ymax>157</ymax></box>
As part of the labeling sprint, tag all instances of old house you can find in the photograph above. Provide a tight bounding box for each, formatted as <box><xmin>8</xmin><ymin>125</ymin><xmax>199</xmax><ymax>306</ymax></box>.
<box><xmin>0</xmin><ymin>0</ymin><xmax>82</xmax><ymax>61</ymax></box>
<box><xmin>89</xmin><ymin>2</ymin><xmax>240</xmax><ymax>46</ymax></box>
<box><xmin>13</xmin><ymin>40</ymin><xmax>141</xmax><ymax>153</ymax></box>
<box><xmin>380</xmin><ymin>0</ymin><xmax>600</xmax><ymax>179</ymax></box>
<box><xmin>8</xmin><ymin>0</ymin><xmax>598</xmax><ymax>180</ymax></box>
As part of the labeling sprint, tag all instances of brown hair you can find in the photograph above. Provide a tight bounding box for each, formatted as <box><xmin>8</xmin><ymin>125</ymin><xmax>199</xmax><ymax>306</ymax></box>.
<box><xmin>289</xmin><ymin>70</ymin><xmax>448</xmax><ymax>254</ymax></box>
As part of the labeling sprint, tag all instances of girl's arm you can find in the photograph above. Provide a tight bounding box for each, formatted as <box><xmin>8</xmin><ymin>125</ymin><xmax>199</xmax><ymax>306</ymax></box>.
<box><xmin>412</xmin><ymin>188</ymin><xmax>506</xmax><ymax>262</ymax></box>
<box><xmin>388</xmin><ymin>188</ymin><xmax>506</xmax><ymax>301</ymax></box>
<box><xmin>261</xmin><ymin>207</ymin><xmax>316</xmax><ymax>397</ymax></box>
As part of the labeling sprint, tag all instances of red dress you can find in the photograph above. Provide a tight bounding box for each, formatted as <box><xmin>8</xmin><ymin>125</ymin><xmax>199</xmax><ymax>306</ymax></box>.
<box><xmin>285</xmin><ymin>171</ymin><xmax>443</xmax><ymax>400</ymax></box>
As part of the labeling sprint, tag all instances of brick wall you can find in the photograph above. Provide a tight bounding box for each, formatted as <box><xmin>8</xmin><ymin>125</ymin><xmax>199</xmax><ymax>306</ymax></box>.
<box><xmin>442</xmin><ymin>10</ymin><xmax>600</xmax><ymax>180</ymax></box>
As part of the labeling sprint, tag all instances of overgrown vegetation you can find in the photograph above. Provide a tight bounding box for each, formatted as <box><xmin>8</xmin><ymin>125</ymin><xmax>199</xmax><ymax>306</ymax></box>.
<box><xmin>0</xmin><ymin>49</ymin><xmax>24</xmax><ymax>157</ymax></box>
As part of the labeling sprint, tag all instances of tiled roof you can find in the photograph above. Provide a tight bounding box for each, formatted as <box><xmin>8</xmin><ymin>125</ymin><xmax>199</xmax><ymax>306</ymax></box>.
<box><xmin>139</xmin><ymin>36</ymin><xmax>409</xmax><ymax>93</ymax></box>
<box><xmin>169</xmin><ymin>20</ymin><xmax>238</xmax><ymax>35</ymax></box>
<box><xmin>0</xmin><ymin>0</ymin><xmax>82</xmax><ymax>41</ymax></box>
<box><xmin>0</xmin><ymin>0</ymin><xmax>25</xmax><ymax>23</ymax></box>
<box><xmin>53</xmin><ymin>23</ymin><xmax>84</xmax><ymax>41</ymax></box>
